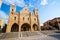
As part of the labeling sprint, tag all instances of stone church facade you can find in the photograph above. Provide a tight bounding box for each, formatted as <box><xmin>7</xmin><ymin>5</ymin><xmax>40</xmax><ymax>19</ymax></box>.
<box><xmin>6</xmin><ymin>4</ymin><xmax>41</xmax><ymax>32</ymax></box>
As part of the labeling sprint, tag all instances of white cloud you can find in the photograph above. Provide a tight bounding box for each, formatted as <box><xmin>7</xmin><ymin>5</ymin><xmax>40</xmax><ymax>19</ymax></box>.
<box><xmin>2</xmin><ymin>0</ymin><xmax>25</xmax><ymax>7</ymax></box>
<box><xmin>0</xmin><ymin>10</ymin><xmax>8</xmax><ymax>24</ymax></box>
<box><xmin>29</xmin><ymin>3</ymin><xmax>34</xmax><ymax>7</ymax></box>
<box><xmin>40</xmin><ymin>0</ymin><xmax>48</xmax><ymax>5</ymax></box>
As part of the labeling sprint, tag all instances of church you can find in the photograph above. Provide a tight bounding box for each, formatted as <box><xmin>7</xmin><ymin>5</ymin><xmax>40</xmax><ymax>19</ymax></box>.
<box><xmin>6</xmin><ymin>4</ymin><xmax>41</xmax><ymax>32</ymax></box>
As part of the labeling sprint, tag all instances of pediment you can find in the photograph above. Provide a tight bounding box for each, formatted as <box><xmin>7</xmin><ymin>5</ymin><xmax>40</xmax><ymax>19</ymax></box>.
<box><xmin>20</xmin><ymin>5</ymin><xmax>30</xmax><ymax>14</ymax></box>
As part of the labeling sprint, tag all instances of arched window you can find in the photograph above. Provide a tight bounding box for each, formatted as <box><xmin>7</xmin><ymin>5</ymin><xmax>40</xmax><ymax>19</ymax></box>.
<box><xmin>28</xmin><ymin>17</ymin><xmax>29</xmax><ymax>21</ymax></box>
<box><xmin>14</xmin><ymin>17</ymin><xmax>16</xmax><ymax>21</ymax></box>
<box><xmin>34</xmin><ymin>18</ymin><xmax>36</xmax><ymax>21</ymax></box>
<box><xmin>11</xmin><ymin>12</ymin><xmax>13</xmax><ymax>14</ymax></box>
<box><xmin>12</xmin><ymin>9</ymin><xmax>14</xmax><ymax>11</ymax></box>
<box><xmin>23</xmin><ymin>17</ymin><xmax>24</xmax><ymax>21</ymax></box>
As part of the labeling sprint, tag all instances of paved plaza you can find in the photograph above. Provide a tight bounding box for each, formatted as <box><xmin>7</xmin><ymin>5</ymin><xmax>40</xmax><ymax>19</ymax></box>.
<box><xmin>0</xmin><ymin>31</ymin><xmax>59</xmax><ymax>40</ymax></box>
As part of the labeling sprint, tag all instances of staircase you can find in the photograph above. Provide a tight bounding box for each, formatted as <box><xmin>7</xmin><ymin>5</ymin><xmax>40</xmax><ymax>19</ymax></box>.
<box><xmin>0</xmin><ymin>31</ymin><xmax>41</xmax><ymax>39</ymax></box>
<box><xmin>21</xmin><ymin>31</ymin><xmax>41</xmax><ymax>37</ymax></box>
<box><xmin>0</xmin><ymin>31</ymin><xmax>58</xmax><ymax>40</ymax></box>
<box><xmin>0</xmin><ymin>32</ymin><xmax>18</xmax><ymax>39</ymax></box>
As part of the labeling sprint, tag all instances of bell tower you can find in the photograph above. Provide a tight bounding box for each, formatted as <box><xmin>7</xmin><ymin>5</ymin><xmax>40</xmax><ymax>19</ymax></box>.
<box><xmin>34</xmin><ymin>8</ymin><xmax>41</xmax><ymax>31</ymax></box>
<box><xmin>6</xmin><ymin>4</ymin><xmax>17</xmax><ymax>32</ymax></box>
<box><xmin>10</xmin><ymin>4</ymin><xmax>16</xmax><ymax>14</ymax></box>
<box><xmin>34</xmin><ymin>8</ymin><xmax>38</xmax><ymax>16</ymax></box>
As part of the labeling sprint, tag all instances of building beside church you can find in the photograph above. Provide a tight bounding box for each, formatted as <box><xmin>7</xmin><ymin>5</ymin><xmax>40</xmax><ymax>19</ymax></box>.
<box><xmin>43</xmin><ymin>17</ymin><xmax>60</xmax><ymax>30</ymax></box>
<box><xmin>6</xmin><ymin>4</ymin><xmax>41</xmax><ymax>32</ymax></box>
<box><xmin>0</xmin><ymin>19</ymin><xmax>3</xmax><ymax>29</ymax></box>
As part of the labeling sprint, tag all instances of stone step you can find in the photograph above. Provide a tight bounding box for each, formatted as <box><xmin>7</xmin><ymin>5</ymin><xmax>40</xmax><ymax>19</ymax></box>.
<box><xmin>0</xmin><ymin>31</ymin><xmax>44</xmax><ymax>39</ymax></box>
<box><xmin>0</xmin><ymin>32</ymin><xmax>18</xmax><ymax>39</ymax></box>
<box><xmin>0</xmin><ymin>35</ymin><xmax>58</xmax><ymax>40</ymax></box>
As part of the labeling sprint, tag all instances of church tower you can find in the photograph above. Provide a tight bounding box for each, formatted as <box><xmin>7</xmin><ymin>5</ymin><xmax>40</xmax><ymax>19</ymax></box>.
<box><xmin>6</xmin><ymin>4</ymin><xmax>19</xmax><ymax>32</ymax></box>
<box><xmin>10</xmin><ymin>4</ymin><xmax>16</xmax><ymax>14</ymax></box>
<box><xmin>34</xmin><ymin>8</ymin><xmax>38</xmax><ymax>16</ymax></box>
<box><xmin>34</xmin><ymin>8</ymin><xmax>41</xmax><ymax>31</ymax></box>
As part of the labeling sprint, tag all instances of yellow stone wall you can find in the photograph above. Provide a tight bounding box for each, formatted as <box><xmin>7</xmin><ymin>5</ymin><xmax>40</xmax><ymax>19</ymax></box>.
<box><xmin>0</xmin><ymin>19</ymin><xmax>3</xmax><ymax>29</ymax></box>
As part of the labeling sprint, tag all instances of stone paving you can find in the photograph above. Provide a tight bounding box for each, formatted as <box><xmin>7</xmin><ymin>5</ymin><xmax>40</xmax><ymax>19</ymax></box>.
<box><xmin>0</xmin><ymin>35</ymin><xmax>58</xmax><ymax>40</ymax></box>
<box><xmin>0</xmin><ymin>31</ymin><xmax>59</xmax><ymax>40</ymax></box>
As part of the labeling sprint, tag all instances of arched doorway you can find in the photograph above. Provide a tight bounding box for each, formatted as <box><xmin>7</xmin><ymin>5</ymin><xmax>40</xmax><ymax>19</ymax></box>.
<box><xmin>33</xmin><ymin>24</ymin><xmax>38</xmax><ymax>31</ymax></box>
<box><xmin>21</xmin><ymin>23</ymin><xmax>30</xmax><ymax>31</ymax></box>
<box><xmin>11</xmin><ymin>23</ymin><xmax>19</xmax><ymax>32</ymax></box>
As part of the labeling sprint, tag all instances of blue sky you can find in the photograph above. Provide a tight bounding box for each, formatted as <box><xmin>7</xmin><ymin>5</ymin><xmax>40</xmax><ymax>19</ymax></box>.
<box><xmin>0</xmin><ymin>0</ymin><xmax>60</xmax><ymax>26</ymax></box>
